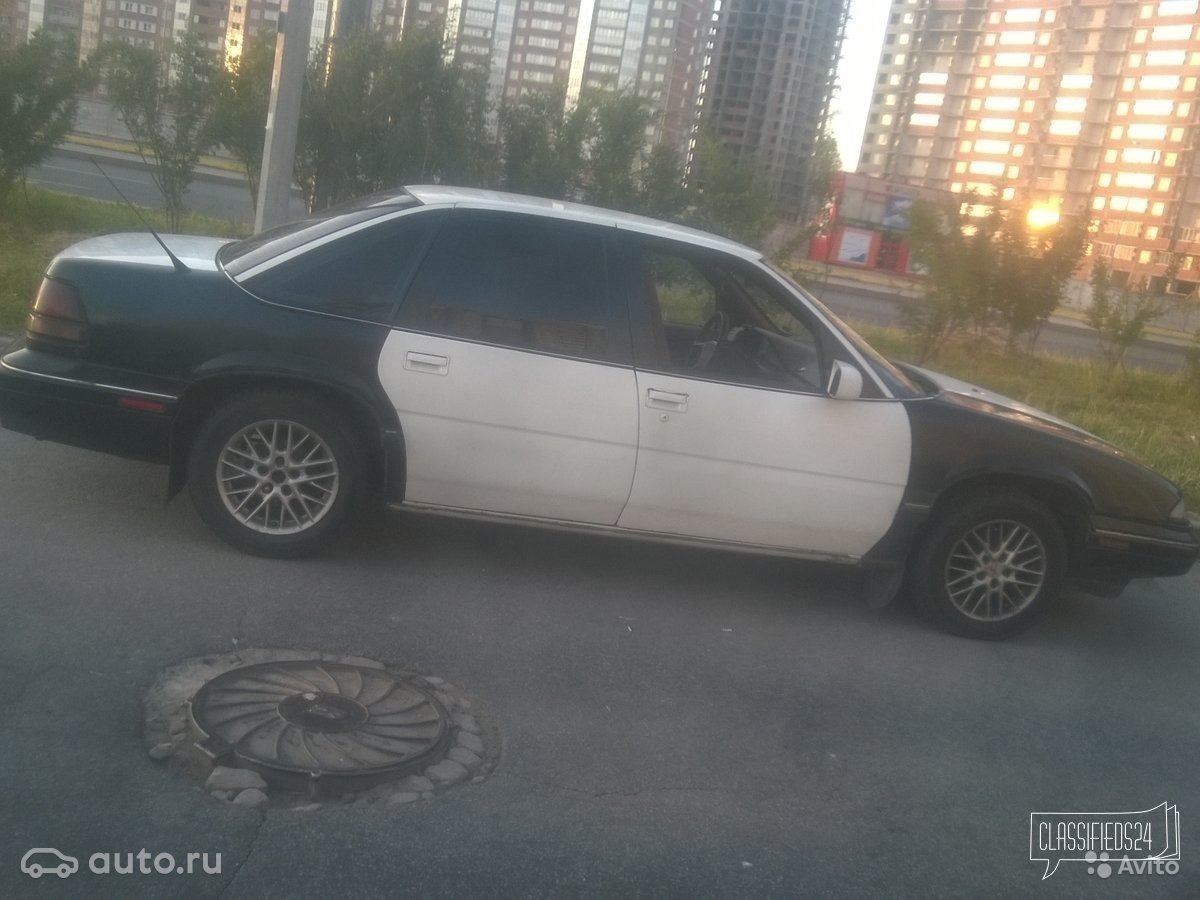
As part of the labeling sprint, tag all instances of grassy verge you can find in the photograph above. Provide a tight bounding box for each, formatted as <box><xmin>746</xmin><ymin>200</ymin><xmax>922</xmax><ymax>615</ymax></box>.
<box><xmin>851</xmin><ymin>321</ymin><xmax>1200</xmax><ymax>508</ymax></box>
<box><xmin>0</xmin><ymin>187</ymin><xmax>248</xmax><ymax>332</ymax></box>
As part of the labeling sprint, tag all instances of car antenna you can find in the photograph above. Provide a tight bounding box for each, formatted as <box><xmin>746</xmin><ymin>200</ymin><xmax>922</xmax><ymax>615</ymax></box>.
<box><xmin>88</xmin><ymin>156</ymin><xmax>190</xmax><ymax>274</ymax></box>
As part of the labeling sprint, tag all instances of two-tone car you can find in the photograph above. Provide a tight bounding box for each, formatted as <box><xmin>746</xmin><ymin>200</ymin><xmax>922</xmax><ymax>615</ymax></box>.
<box><xmin>1</xmin><ymin>186</ymin><xmax>1195</xmax><ymax>637</ymax></box>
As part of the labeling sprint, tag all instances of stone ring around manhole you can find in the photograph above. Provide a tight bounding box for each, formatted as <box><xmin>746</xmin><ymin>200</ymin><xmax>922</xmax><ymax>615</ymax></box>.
<box><xmin>142</xmin><ymin>649</ymin><xmax>497</xmax><ymax>809</ymax></box>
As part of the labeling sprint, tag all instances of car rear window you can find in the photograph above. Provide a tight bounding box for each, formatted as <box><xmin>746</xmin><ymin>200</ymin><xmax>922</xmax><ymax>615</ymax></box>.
<box><xmin>219</xmin><ymin>190</ymin><xmax>420</xmax><ymax>276</ymax></box>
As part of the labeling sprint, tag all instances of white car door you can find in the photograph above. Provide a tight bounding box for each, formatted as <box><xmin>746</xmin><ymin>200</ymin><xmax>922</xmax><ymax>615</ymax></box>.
<box><xmin>615</xmin><ymin>240</ymin><xmax>911</xmax><ymax>558</ymax></box>
<box><xmin>377</xmin><ymin>210</ymin><xmax>639</xmax><ymax>525</ymax></box>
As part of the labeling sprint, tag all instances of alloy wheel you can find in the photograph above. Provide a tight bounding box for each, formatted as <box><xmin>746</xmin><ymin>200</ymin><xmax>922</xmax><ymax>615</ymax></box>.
<box><xmin>216</xmin><ymin>419</ymin><xmax>340</xmax><ymax>535</ymax></box>
<box><xmin>944</xmin><ymin>519</ymin><xmax>1047</xmax><ymax>622</ymax></box>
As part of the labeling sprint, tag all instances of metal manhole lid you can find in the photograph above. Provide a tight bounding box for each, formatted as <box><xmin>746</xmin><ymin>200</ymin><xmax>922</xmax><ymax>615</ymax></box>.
<box><xmin>190</xmin><ymin>660</ymin><xmax>449</xmax><ymax>783</ymax></box>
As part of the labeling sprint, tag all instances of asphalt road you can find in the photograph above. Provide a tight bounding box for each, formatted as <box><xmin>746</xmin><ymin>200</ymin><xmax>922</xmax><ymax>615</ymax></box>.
<box><xmin>1</xmin><ymin>426</ymin><xmax>1198</xmax><ymax>897</ymax></box>
<box><xmin>813</xmin><ymin>282</ymin><xmax>1192</xmax><ymax>374</ymax></box>
<box><xmin>26</xmin><ymin>151</ymin><xmax>306</xmax><ymax>223</ymax></box>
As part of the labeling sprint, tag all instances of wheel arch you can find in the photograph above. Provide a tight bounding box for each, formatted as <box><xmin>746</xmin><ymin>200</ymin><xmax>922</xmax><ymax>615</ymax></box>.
<box><xmin>167</xmin><ymin>364</ymin><xmax>404</xmax><ymax>503</ymax></box>
<box><xmin>926</xmin><ymin>468</ymin><xmax>1094</xmax><ymax>570</ymax></box>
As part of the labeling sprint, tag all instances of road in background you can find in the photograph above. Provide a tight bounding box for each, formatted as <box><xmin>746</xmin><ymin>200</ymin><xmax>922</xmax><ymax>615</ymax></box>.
<box><xmin>26</xmin><ymin>150</ymin><xmax>306</xmax><ymax>224</ymax></box>
<box><xmin>812</xmin><ymin>280</ymin><xmax>1193</xmax><ymax>374</ymax></box>
<box><xmin>0</xmin><ymin>427</ymin><xmax>1197</xmax><ymax>895</ymax></box>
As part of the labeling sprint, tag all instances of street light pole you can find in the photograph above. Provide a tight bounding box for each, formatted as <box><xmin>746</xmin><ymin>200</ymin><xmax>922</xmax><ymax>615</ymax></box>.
<box><xmin>254</xmin><ymin>0</ymin><xmax>314</xmax><ymax>233</ymax></box>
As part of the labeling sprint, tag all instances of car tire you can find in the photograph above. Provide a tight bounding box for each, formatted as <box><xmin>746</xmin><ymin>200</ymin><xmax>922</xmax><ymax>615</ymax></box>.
<box><xmin>27</xmin><ymin>865</ymin><xmax>42</xmax><ymax>879</ymax></box>
<box><xmin>910</xmin><ymin>491</ymin><xmax>1067</xmax><ymax>639</ymax></box>
<box><xmin>188</xmin><ymin>390</ymin><xmax>360</xmax><ymax>558</ymax></box>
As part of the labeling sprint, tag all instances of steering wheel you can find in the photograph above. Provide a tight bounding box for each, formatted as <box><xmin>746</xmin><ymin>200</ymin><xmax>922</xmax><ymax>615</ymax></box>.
<box><xmin>688</xmin><ymin>311</ymin><xmax>729</xmax><ymax>369</ymax></box>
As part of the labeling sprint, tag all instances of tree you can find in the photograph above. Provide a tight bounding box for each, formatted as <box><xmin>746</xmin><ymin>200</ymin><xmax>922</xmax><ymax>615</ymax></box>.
<box><xmin>297</xmin><ymin>29</ymin><xmax>495</xmax><ymax>212</ymax></box>
<box><xmin>106</xmin><ymin>31</ymin><xmax>220</xmax><ymax>230</ymax></box>
<box><xmin>0</xmin><ymin>31</ymin><xmax>91</xmax><ymax>210</ymax></box>
<box><xmin>903</xmin><ymin>198</ymin><xmax>1090</xmax><ymax>360</ymax></box>
<box><xmin>803</xmin><ymin>130</ymin><xmax>841</xmax><ymax>221</ymax></box>
<box><xmin>1087</xmin><ymin>258</ymin><xmax>1170</xmax><ymax>375</ymax></box>
<box><xmin>499</xmin><ymin>88</ymin><xmax>591</xmax><ymax>200</ymax></box>
<box><xmin>211</xmin><ymin>35</ymin><xmax>274</xmax><ymax>205</ymax></box>
<box><xmin>990</xmin><ymin>211</ymin><xmax>1089</xmax><ymax>349</ymax></box>
<box><xmin>903</xmin><ymin>198</ymin><xmax>997</xmax><ymax>361</ymax></box>
<box><xmin>686</xmin><ymin>131</ymin><xmax>773</xmax><ymax>245</ymax></box>
<box><xmin>637</xmin><ymin>142</ymin><xmax>690</xmax><ymax>220</ymax></box>
<box><xmin>583</xmin><ymin>91</ymin><xmax>648</xmax><ymax>210</ymax></box>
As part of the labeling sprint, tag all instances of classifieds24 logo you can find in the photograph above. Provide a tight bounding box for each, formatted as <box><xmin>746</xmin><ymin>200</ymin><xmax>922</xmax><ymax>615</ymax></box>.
<box><xmin>1030</xmin><ymin>802</ymin><xmax>1180</xmax><ymax>879</ymax></box>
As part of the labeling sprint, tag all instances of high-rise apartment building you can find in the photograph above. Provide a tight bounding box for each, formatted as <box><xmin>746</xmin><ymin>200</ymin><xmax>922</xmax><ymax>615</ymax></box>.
<box><xmin>701</xmin><ymin>0</ymin><xmax>849</xmax><ymax>208</ymax></box>
<box><xmin>3</xmin><ymin>0</ymin><xmax>84</xmax><ymax>48</ymax></box>
<box><xmin>860</xmin><ymin>0</ymin><xmax>1200</xmax><ymax>293</ymax></box>
<box><xmin>430</xmin><ymin>0</ymin><xmax>714</xmax><ymax>154</ymax></box>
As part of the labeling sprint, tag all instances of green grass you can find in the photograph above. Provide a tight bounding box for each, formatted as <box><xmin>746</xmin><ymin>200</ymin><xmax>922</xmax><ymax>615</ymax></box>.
<box><xmin>852</xmin><ymin>322</ymin><xmax>1200</xmax><ymax>508</ymax></box>
<box><xmin>0</xmin><ymin>187</ymin><xmax>248</xmax><ymax>332</ymax></box>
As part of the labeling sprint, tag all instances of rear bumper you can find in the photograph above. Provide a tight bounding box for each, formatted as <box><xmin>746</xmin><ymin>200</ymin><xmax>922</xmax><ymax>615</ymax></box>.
<box><xmin>1076</xmin><ymin>515</ymin><xmax>1199</xmax><ymax>587</ymax></box>
<box><xmin>0</xmin><ymin>351</ymin><xmax>175</xmax><ymax>463</ymax></box>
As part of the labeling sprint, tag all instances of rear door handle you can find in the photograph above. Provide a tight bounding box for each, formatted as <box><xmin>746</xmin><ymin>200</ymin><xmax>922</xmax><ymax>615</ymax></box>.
<box><xmin>405</xmin><ymin>351</ymin><xmax>449</xmax><ymax>375</ymax></box>
<box><xmin>646</xmin><ymin>388</ymin><xmax>689</xmax><ymax>412</ymax></box>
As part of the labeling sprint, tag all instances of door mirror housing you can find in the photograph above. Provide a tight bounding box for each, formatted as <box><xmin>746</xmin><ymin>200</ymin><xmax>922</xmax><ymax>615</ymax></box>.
<box><xmin>826</xmin><ymin>360</ymin><xmax>864</xmax><ymax>401</ymax></box>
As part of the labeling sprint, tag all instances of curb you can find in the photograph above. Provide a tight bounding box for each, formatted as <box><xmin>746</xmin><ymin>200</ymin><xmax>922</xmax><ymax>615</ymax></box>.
<box><xmin>55</xmin><ymin>142</ymin><xmax>250</xmax><ymax>188</ymax></box>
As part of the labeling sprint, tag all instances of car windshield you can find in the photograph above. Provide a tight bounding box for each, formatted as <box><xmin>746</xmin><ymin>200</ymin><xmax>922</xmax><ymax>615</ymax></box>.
<box><xmin>218</xmin><ymin>190</ymin><xmax>420</xmax><ymax>276</ymax></box>
<box><xmin>762</xmin><ymin>258</ymin><xmax>928</xmax><ymax>398</ymax></box>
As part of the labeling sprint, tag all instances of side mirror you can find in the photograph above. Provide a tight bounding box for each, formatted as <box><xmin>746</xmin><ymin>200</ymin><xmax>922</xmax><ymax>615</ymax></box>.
<box><xmin>826</xmin><ymin>360</ymin><xmax>864</xmax><ymax>401</ymax></box>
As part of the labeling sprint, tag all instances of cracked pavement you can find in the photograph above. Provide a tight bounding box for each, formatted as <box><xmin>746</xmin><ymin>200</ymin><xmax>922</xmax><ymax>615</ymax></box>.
<box><xmin>2</xmin><ymin>428</ymin><xmax>1199</xmax><ymax>897</ymax></box>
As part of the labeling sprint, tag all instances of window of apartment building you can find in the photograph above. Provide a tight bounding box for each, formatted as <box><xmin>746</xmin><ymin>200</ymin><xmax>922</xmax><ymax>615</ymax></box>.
<box><xmin>994</xmin><ymin>52</ymin><xmax>1030</xmax><ymax>68</ymax></box>
<box><xmin>1145</xmin><ymin>49</ymin><xmax>1186</xmax><ymax>66</ymax></box>
<box><xmin>1158</xmin><ymin>0</ymin><xmax>1198</xmax><ymax>15</ymax></box>
<box><xmin>999</xmin><ymin>30</ymin><xmax>1036</xmax><ymax>46</ymax></box>
<box><xmin>979</xmin><ymin>118</ymin><xmax>1015</xmax><ymax>133</ymax></box>
<box><xmin>1134</xmin><ymin>99</ymin><xmax>1174</xmax><ymax>116</ymax></box>
<box><xmin>984</xmin><ymin>96</ymin><xmax>1020</xmax><ymax>112</ymax></box>
<box><xmin>1139</xmin><ymin>74</ymin><xmax>1180</xmax><ymax>91</ymax></box>
<box><xmin>1129</xmin><ymin>123</ymin><xmax>1168</xmax><ymax>140</ymax></box>
<box><xmin>1152</xmin><ymin>24</ymin><xmax>1194</xmax><ymax>42</ymax></box>
<box><xmin>1049</xmin><ymin>120</ymin><xmax>1082</xmax><ymax>136</ymax></box>
<box><xmin>1055</xmin><ymin>96</ymin><xmax>1087</xmax><ymax>113</ymax></box>
<box><xmin>990</xmin><ymin>74</ymin><xmax>1025</xmax><ymax>90</ymax></box>
<box><xmin>1004</xmin><ymin>8</ymin><xmax>1041</xmax><ymax>23</ymax></box>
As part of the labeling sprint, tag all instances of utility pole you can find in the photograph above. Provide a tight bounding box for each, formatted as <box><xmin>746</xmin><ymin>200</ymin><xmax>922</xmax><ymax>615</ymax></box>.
<box><xmin>254</xmin><ymin>0</ymin><xmax>314</xmax><ymax>233</ymax></box>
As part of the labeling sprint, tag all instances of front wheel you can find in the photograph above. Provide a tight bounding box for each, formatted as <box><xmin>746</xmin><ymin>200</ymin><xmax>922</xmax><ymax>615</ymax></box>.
<box><xmin>188</xmin><ymin>391</ymin><xmax>360</xmax><ymax>558</ymax></box>
<box><xmin>910</xmin><ymin>491</ymin><xmax>1067</xmax><ymax>639</ymax></box>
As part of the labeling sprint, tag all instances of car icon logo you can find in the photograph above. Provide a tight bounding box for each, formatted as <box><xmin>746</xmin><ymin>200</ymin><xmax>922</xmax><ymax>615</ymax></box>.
<box><xmin>21</xmin><ymin>847</ymin><xmax>79</xmax><ymax>879</ymax></box>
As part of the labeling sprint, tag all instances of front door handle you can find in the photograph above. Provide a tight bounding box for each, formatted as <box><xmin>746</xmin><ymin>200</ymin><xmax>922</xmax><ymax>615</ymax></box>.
<box><xmin>646</xmin><ymin>388</ymin><xmax>689</xmax><ymax>412</ymax></box>
<box><xmin>405</xmin><ymin>351</ymin><xmax>449</xmax><ymax>375</ymax></box>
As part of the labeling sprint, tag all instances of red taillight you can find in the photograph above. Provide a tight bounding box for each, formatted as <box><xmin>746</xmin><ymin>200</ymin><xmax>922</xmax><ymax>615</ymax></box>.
<box><xmin>27</xmin><ymin>277</ymin><xmax>88</xmax><ymax>345</ymax></box>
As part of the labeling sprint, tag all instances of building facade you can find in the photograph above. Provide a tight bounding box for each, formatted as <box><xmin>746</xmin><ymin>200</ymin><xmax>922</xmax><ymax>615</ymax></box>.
<box><xmin>7</xmin><ymin>0</ymin><xmax>846</xmax><ymax>208</ymax></box>
<box><xmin>859</xmin><ymin>0</ymin><xmax>1200</xmax><ymax>293</ymax></box>
<box><xmin>701</xmin><ymin>0</ymin><xmax>849</xmax><ymax>209</ymax></box>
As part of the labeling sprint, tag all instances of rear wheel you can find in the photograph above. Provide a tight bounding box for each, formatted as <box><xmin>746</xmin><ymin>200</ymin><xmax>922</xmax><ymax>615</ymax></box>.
<box><xmin>188</xmin><ymin>391</ymin><xmax>360</xmax><ymax>558</ymax></box>
<box><xmin>910</xmin><ymin>491</ymin><xmax>1067</xmax><ymax>639</ymax></box>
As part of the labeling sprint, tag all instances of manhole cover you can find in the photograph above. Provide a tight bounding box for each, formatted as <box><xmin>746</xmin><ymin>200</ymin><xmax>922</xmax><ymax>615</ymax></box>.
<box><xmin>190</xmin><ymin>660</ymin><xmax>450</xmax><ymax>793</ymax></box>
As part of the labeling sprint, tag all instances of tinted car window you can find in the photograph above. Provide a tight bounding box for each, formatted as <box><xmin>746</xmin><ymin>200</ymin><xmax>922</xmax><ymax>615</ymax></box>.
<box><xmin>241</xmin><ymin>210</ymin><xmax>444</xmax><ymax>323</ymax></box>
<box><xmin>398</xmin><ymin>211</ymin><xmax>623</xmax><ymax>363</ymax></box>
<box><xmin>219</xmin><ymin>190</ymin><xmax>419</xmax><ymax>275</ymax></box>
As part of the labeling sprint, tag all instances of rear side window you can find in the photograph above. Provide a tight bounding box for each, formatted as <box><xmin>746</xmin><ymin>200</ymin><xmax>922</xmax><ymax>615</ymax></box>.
<box><xmin>240</xmin><ymin>210</ymin><xmax>444</xmax><ymax>323</ymax></box>
<box><xmin>397</xmin><ymin>211</ymin><xmax>625</xmax><ymax>363</ymax></box>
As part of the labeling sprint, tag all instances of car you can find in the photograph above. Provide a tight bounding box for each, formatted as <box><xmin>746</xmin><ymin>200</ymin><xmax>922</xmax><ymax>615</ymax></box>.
<box><xmin>21</xmin><ymin>847</ymin><xmax>79</xmax><ymax>879</ymax></box>
<box><xmin>1</xmin><ymin>185</ymin><xmax>1196</xmax><ymax>637</ymax></box>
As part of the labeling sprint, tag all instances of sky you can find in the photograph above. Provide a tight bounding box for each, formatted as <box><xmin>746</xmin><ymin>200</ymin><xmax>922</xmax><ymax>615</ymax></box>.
<box><xmin>830</xmin><ymin>0</ymin><xmax>891</xmax><ymax>171</ymax></box>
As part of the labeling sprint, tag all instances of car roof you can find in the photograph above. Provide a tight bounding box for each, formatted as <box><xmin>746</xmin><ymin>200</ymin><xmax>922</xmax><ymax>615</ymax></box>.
<box><xmin>404</xmin><ymin>185</ymin><xmax>762</xmax><ymax>260</ymax></box>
